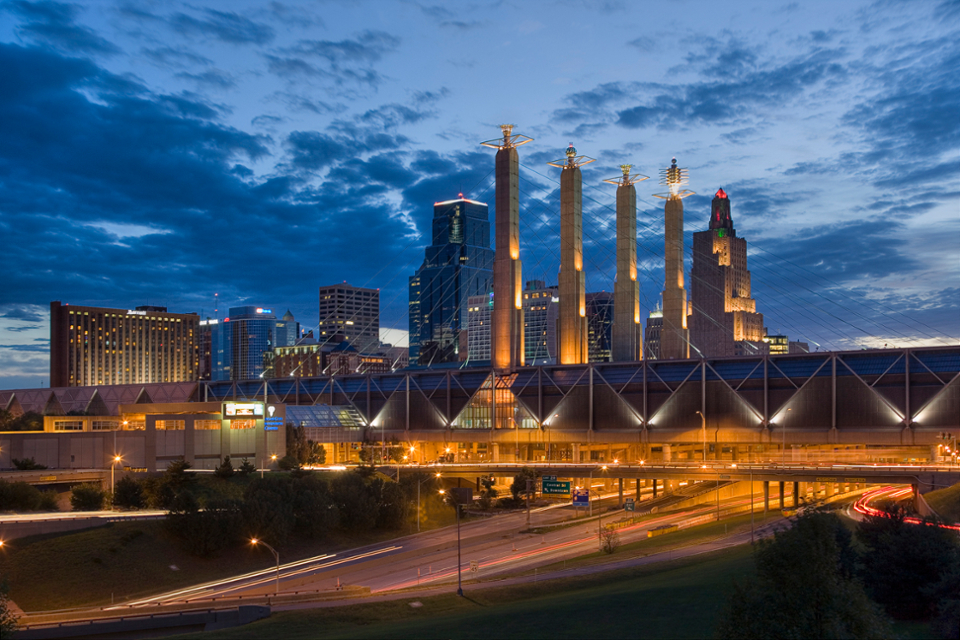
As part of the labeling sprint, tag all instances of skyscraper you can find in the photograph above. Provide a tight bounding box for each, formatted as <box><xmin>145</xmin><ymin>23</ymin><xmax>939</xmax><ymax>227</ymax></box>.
<box><xmin>50</xmin><ymin>302</ymin><xmax>199</xmax><ymax>387</ymax></box>
<box><xmin>523</xmin><ymin>280</ymin><xmax>559</xmax><ymax>365</ymax></box>
<box><xmin>408</xmin><ymin>196</ymin><xmax>493</xmax><ymax>366</ymax></box>
<box><xmin>586</xmin><ymin>291</ymin><xmax>615</xmax><ymax>362</ymax></box>
<box><xmin>645</xmin><ymin>304</ymin><xmax>663</xmax><ymax>360</ymax></box>
<box><xmin>690</xmin><ymin>189</ymin><xmax>765</xmax><ymax>357</ymax></box>
<box><xmin>204</xmin><ymin>306</ymin><xmax>299</xmax><ymax>381</ymax></box>
<box><xmin>318</xmin><ymin>283</ymin><xmax>380</xmax><ymax>354</ymax></box>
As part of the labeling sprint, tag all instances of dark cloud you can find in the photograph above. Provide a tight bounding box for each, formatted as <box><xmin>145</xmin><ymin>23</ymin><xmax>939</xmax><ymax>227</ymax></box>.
<box><xmin>142</xmin><ymin>46</ymin><xmax>213</xmax><ymax>68</ymax></box>
<box><xmin>267</xmin><ymin>1</ymin><xmax>323</xmax><ymax>28</ymax></box>
<box><xmin>170</xmin><ymin>9</ymin><xmax>275</xmax><ymax>45</ymax></box>
<box><xmin>4</xmin><ymin>0</ymin><xmax>119</xmax><ymax>54</ymax></box>
<box><xmin>266</xmin><ymin>31</ymin><xmax>400</xmax><ymax>91</ymax></box>
<box><xmin>0</xmin><ymin>343</ymin><xmax>47</xmax><ymax>352</ymax></box>
<box><xmin>0</xmin><ymin>305</ymin><xmax>45</xmax><ymax>322</ymax></box>
<box><xmin>626</xmin><ymin>36</ymin><xmax>656</xmax><ymax>53</ymax></box>
<box><xmin>175</xmin><ymin>69</ymin><xmax>237</xmax><ymax>90</ymax></box>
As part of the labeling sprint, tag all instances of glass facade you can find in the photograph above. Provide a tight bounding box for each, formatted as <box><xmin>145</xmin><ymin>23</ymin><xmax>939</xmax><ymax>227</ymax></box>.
<box><xmin>409</xmin><ymin>198</ymin><xmax>493</xmax><ymax>366</ymax></box>
<box><xmin>203</xmin><ymin>307</ymin><xmax>299</xmax><ymax>381</ymax></box>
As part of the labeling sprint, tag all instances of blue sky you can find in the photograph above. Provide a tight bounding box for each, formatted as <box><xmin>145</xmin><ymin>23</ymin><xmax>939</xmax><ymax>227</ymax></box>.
<box><xmin>0</xmin><ymin>0</ymin><xmax>957</xmax><ymax>388</ymax></box>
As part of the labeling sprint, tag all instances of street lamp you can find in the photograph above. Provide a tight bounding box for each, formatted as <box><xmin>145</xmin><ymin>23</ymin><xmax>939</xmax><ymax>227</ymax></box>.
<box><xmin>250</xmin><ymin>538</ymin><xmax>280</xmax><ymax>596</ymax></box>
<box><xmin>415</xmin><ymin>472</ymin><xmax>441</xmax><ymax>533</ymax></box>
<box><xmin>439</xmin><ymin>489</ymin><xmax>464</xmax><ymax>596</ymax></box>
<box><xmin>111</xmin><ymin>455</ymin><xmax>121</xmax><ymax>506</ymax></box>
<box><xmin>782</xmin><ymin>408</ymin><xmax>792</xmax><ymax>465</ymax></box>
<box><xmin>597</xmin><ymin>465</ymin><xmax>609</xmax><ymax>550</ymax></box>
<box><xmin>695</xmin><ymin>410</ymin><xmax>706</xmax><ymax>462</ymax></box>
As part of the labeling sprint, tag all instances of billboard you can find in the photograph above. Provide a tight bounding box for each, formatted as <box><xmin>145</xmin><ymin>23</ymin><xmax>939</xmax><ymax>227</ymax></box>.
<box><xmin>224</xmin><ymin>402</ymin><xmax>264</xmax><ymax>417</ymax></box>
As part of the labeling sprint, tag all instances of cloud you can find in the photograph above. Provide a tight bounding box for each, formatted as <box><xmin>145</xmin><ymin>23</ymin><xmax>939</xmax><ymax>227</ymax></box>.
<box><xmin>170</xmin><ymin>8</ymin><xmax>275</xmax><ymax>45</ymax></box>
<box><xmin>0</xmin><ymin>305</ymin><xmax>45</xmax><ymax>323</ymax></box>
<box><xmin>142</xmin><ymin>46</ymin><xmax>213</xmax><ymax>68</ymax></box>
<box><xmin>175</xmin><ymin>69</ymin><xmax>237</xmax><ymax>90</ymax></box>
<box><xmin>4</xmin><ymin>0</ymin><xmax>119</xmax><ymax>54</ymax></box>
<box><xmin>265</xmin><ymin>30</ymin><xmax>400</xmax><ymax>92</ymax></box>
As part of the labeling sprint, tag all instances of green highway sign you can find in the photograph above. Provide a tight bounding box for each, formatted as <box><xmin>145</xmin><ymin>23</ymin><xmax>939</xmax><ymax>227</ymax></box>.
<box><xmin>542</xmin><ymin>480</ymin><xmax>571</xmax><ymax>495</ymax></box>
<box><xmin>624</xmin><ymin>498</ymin><xmax>635</xmax><ymax>512</ymax></box>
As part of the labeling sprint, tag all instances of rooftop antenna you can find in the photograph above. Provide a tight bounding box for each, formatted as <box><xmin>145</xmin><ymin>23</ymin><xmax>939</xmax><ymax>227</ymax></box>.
<box><xmin>603</xmin><ymin>163</ymin><xmax>650</xmax><ymax>187</ymax></box>
<box><xmin>653</xmin><ymin>157</ymin><xmax>694</xmax><ymax>200</ymax></box>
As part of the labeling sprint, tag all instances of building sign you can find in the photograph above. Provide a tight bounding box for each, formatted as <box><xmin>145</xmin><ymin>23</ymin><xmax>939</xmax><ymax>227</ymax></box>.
<box><xmin>263</xmin><ymin>405</ymin><xmax>284</xmax><ymax>430</ymax></box>
<box><xmin>224</xmin><ymin>402</ymin><xmax>263</xmax><ymax>417</ymax></box>
<box><xmin>126</xmin><ymin>310</ymin><xmax>147</xmax><ymax>316</ymax></box>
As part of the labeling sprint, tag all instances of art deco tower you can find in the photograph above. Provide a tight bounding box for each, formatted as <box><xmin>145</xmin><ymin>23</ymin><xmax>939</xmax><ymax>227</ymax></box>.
<box><xmin>548</xmin><ymin>145</ymin><xmax>594</xmax><ymax>364</ymax></box>
<box><xmin>690</xmin><ymin>189</ymin><xmax>765</xmax><ymax>356</ymax></box>
<box><xmin>481</xmin><ymin>125</ymin><xmax>532</xmax><ymax>371</ymax></box>
<box><xmin>605</xmin><ymin>164</ymin><xmax>649</xmax><ymax>361</ymax></box>
<box><xmin>653</xmin><ymin>158</ymin><xmax>693</xmax><ymax>360</ymax></box>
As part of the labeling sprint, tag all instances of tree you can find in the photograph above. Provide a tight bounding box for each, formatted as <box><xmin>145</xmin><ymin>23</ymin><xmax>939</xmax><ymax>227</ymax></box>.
<box><xmin>331</xmin><ymin>471</ymin><xmax>378</xmax><ymax>532</ymax></box>
<box><xmin>857</xmin><ymin>506</ymin><xmax>960</xmax><ymax>620</ymax></box>
<box><xmin>0</xmin><ymin>480</ymin><xmax>44</xmax><ymax>511</ymax></box>
<box><xmin>306</xmin><ymin>441</ymin><xmax>326</xmax><ymax>465</ymax></box>
<box><xmin>286</xmin><ymin>423</ymin><xmax>308</xmax><ymax>465</ymax></box>
<box><xmin>70</xmin><ymin>483</ymin><xmax>107</xmax><ymax>511</ymax></box>
<box><xmin>214</xmin><ymin>456</ymin><xmax>235</xmax><ymax>479</ymax></box>
<box><xmin>0</xmin><ymin>581</ymin><xmax>19</xmax><ymax>638</ymax></box>
<box><xmin>12</xmin><ymin>457</ymin><xmax>47</xmax><ymax>470</ymax></box>
<box><xmin>600</xmin><ymin>528</ymin><xmax>621</xmax><ymax>554</ymax></box>
<box><xmin>478</xmin><ymin>476</ymin><xmax>497</xmax><ymax>510</ymax></box>
<box><xmin>112</xmin><ymin>476</ymin><xmax>145</xmax><ymax>509</ymax></box>
<box><xmin>278</xmin><ymin>455</ymin><xmax>301</xmax><ymax>471</ymax></box>
<box><xmin>242</xmin><ymin>476</ymin><xmax>296</xmax><ymax>545</ymax></box>
<box><xmin>236</xmin><ymin>458</ymin><xmax>256</xmax><ymax>476</ymax></box>
<box><xmin>716</xmin><ymin>511</ymin><xmax>891</xmax><ymax>639</ymax></box>
<box><xmin>510</xmin><ymin>467</ymin><xmax>537</xmax><ymax>502</ymax></box>
<box><xmin>166</xmin><ymin>497</ymin><xmax>241</xmax><ymax>557</ymax></box>
<box><xmin>292</xmin><ymin>474</ymin><xmax>339</xmax><ymax>537</ymax></box>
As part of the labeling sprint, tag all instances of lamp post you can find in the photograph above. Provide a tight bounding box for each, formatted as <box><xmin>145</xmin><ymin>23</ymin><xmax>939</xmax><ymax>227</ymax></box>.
<box><xmin>597</xmin><ymin>465</ymin><xmax>608</xmax><ymax>551</ymax></box>
<box><xmin>695</xmin><ymin>410</ymin><xmax>706</xmax><ymax>462</ymax></box>
<box><xmin>782</xmin><ymin>408</ymin><xmax>792</xmax><ymax>465</ymax></box>
<box><xmin>111</xmin><ymin>454</ymin><xmax>121</xmax><ymax>506</ymax></box>
<box><xmin>439</xmin><ymin>489</ymin><xmax>464</xmax><ymax>596</ymax></box>
<box><xmin>250</xmin><ymin>538</ymin><xmax>280</xmax><ymax>595</ymax></box>
<box><xmin>416</xmin><ymin>472</ymin><xmax>441</xmax><ymax>533</ymax></box>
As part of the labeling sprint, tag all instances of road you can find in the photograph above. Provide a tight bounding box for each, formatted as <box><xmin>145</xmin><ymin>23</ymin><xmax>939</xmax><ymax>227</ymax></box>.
<box><xmin>123</xmin><ymin>489</ymin><xmax>773</xmax><ymax>606</ymax></box>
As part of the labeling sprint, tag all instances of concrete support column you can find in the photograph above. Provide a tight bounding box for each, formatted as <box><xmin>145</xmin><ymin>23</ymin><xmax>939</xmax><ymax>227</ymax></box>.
<box><xmin>826</xmin><ymin>482</ymin><xmax>835</xmax><ymax>498</ymax></box>
<box><xmin>763</xmin><ymin>481</ymin><xmax>770</xmax><ymax>514</ymax></box>
<box><xmin>572</xmin><ymin>443</ymin><xmax>580</xmax><ymax>463</ymax></box>
<box><xmin>618</xmin><ymin>477</ymin><xmax>624</xmax><ymax>507</ymax></box>
<box><xmin>652</xmin><ymin>479</ymin><xmax>658</xmax><ymax>498</ymax></box>
<box><xmin>662</xmin><ymin>444</ymin><xmax>672</xmax><ymax>463</ymax></box>
<box><xmin>793</xmin><ymin>482</ymin><xmax>800</xmax><ymax>507</ymax></box>
<box><xmin>636</xmin><ymin>478</ymin><xmax>641</xmax><ymax>500</ymax></box>
<box><xmin>779</xmin><ymin>482</ymin><xmax>785</xmax><ymax>510</ymax></box>
<box><xmin>491</xmin><ymin>443</ymin><xmax>499</xmax><ymax>462</ymax></box>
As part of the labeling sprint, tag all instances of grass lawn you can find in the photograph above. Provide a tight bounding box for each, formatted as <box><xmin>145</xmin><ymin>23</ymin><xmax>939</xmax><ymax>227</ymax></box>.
<box><xmin>173</xmin><ymin>545</ymin><xmax>756</xmax><ymax>640</ymax></box>
<box><xmin>0</xmin><ymin>519</ymin><xmax>452</xmax><ymax>613</ymax></box>
<box><xmin>924</xmin><ymin>481</ymin><xmax>960</xmax><ymax>524</ymax></box>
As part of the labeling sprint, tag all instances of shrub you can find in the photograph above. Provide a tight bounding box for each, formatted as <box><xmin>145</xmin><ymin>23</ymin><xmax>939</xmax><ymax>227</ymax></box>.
<box><xmin>70</xmin><ymin>483</ymin><xmax>107</xmax><ymax>511</ymax></box>
<box><xmin>12</xmin><ymin>457</ymin><xmax>47</xmax><ymax>471</ymax></box>
<box><xmin>0</xmin><ymin>480</ymin><xmax>43</xmax><ymax>511</ymax></box>
<box><xmin>38</xmin><ymin>490</ymin><xmax>59</xmax><ymax>511</ymax></box>
<box><xmin>112</xmin><ymin>476</ymin><xmax>145</xmax><ymax>510</ymax></box>
<box><xmin>236</xmin><ymin>458</ymin><xmax>256</xmax><ymax>476</ymax></box>
<box><xmin>278</xmin><ymin>455</ymin><xmax>300</xmax><ymax>471</ymax></box>
<box><xmin>214</xmin><ymin>456</ymin><xmax>235</xmax><ymax>479</ymax></box>
<box><xmin>600</xmin><ymin>528</ymin><xmax>621</xmax><ymax>554</ymax></box>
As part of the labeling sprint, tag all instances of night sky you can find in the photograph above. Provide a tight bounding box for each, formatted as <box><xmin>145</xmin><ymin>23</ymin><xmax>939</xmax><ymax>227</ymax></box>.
<box><xmin>1</xmin><ymin>0</ymin><xmax>957</xmax><ymax>389</ymax></box>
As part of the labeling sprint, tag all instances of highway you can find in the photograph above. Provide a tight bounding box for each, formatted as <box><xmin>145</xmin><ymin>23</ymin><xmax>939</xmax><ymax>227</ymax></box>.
<box><xmin>123</xmin><ymin>488</ymin><xmax>775</xmax><ymax>606</ymax></box>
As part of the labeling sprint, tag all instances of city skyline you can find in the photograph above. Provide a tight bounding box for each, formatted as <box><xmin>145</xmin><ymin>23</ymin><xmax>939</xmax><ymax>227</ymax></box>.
<box><xmin>1</xmin><ymin>0</ymin><xmax>957</xmax><ymax>389</ymax></box>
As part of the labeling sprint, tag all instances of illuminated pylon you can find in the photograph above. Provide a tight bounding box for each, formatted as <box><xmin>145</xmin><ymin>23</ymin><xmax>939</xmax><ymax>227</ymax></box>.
<box><xmin>480</xmin><ymin>125</ymin><xmax>533</xmax><ymax>372</ymax></box>
<box><xmin>653</xmin><ymin>158</ymin><xmax>693</xmax><ymax>360</ymax></box>
<box><xmin>548</xmin><ymin>145</ymin><xmax>595</xmax><ymax>364</ymax></box>
<box><xmin>604</xmin><ymin>164</ymin><xmax>649</xmax><ymax>361</ymax></box>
